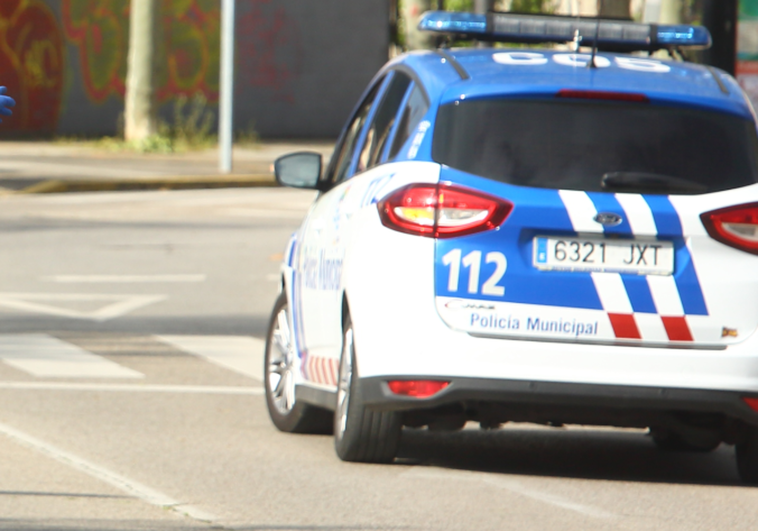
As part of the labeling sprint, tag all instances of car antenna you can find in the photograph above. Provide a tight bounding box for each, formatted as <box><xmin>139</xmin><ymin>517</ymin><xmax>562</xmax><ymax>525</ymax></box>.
<box><xmin>588</xmin><ymin>17</ymin><xmax>601</xmax><ymax>69</ymax></box>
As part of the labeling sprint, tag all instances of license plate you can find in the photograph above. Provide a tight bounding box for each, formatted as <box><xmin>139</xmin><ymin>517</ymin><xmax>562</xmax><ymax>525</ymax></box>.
<box><xmin>533</xmin><ymin>236</ymin><xmax>674</xmax><ymax>275</ymax></box>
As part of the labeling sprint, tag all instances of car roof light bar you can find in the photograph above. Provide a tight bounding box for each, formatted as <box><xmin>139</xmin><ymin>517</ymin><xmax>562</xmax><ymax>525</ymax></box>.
<box><xmin>418</xmin><ymin>11</ymin><xmax>712</xmax><ymax>52</ymax></box>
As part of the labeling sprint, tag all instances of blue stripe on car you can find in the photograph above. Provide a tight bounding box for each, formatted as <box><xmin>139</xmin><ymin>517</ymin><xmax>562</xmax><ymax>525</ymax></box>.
<box><xmin>622</xmin><ymin>275</ymin><xmax>658</xmax><ymax>313</ymax></box>
<box><xmin>586</xmin><ymin>192</ymin><xmax>633</xmax><ymax>236</ymax></box>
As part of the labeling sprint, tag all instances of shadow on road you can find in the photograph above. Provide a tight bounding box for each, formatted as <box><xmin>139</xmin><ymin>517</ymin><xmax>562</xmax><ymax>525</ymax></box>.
<box><xmin>396</xmin><ymin>425</ymin><xmax>744</xmax><ymax>487</ymax></box>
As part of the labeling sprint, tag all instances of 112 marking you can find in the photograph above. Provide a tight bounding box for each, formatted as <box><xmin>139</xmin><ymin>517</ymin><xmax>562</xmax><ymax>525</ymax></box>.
<box><xmin>442</xmin><ymin>249</ymin><xmax>507</xmax><ymax>296</ymax></box>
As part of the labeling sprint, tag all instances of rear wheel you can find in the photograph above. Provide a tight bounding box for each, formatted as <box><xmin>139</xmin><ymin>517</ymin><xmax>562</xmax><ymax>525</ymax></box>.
<box><xmin>264</xmin><ymin>292</ymin><xmax>332</xmax><ymax>434</ymax></box>
<box><xmin>737</xmin><ymin>425</ymin><xmax>758</xmax><ymax>484</ymax></box>
<box><xmin>334</xmin><ymin>316</ymin><xmax>401</xmax><ymax>463</ymax></box>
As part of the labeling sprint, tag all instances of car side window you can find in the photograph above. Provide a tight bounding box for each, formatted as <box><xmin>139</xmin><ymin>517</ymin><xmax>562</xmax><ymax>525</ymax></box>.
<box><xmin>388</xmin><ymin>84</ymin><xmax>430</xmax><ymax>160</ymax></box>
<box><xmin>354</xmin><ymin>72</ymin><xmax>412</xmax><ymax>174</ymax></box>
<box><xmin>327</xmin><ymin>82</ymin><xmax>382</xmax><ymax>186</ymax></box>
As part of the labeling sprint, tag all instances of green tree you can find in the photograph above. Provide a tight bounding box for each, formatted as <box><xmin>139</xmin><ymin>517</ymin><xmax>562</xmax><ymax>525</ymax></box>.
<box><xmin>445</xmin><ymin>0</ymin><xmax>474</xmax><ymax>10</ymax></box>
<box><xmin>510</xmin><ymin>0</ymin><xmax>555</xmax><ymax>13</ymax></box>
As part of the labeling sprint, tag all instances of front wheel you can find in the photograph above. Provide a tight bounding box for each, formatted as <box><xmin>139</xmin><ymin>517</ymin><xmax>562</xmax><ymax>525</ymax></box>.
<box><xmin>334</xmin><ymin>315</ymin><xmax>401</xmax><ymax>463</ymax></box>
<box><xmin>264</xmin><ymin>292</ymin><xmax>332</xmax><ymax>434</ymax></box>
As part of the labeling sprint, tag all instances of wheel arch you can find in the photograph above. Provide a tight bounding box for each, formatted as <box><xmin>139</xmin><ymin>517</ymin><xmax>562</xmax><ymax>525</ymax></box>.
<box><xmin>342</xmin><ymin>291</ymin><xmax>351</xmax><ymax>332</ymax></box>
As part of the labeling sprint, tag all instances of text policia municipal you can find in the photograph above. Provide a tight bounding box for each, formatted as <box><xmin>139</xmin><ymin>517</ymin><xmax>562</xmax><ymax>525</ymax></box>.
<box><xmin>470</xmin><ymin>312</ymin><xmax>599</xmax><ymax>337</ymax></box>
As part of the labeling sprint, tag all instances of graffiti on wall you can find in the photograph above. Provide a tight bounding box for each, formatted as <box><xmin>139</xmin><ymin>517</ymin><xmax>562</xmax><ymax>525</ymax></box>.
<box><xmin>158</xmin><ymin>0</ymin><xmax>220</xmax><ymax>101</ymax></box>
<box><xmin>0</xmin><ymin>0</ymin><xmax>304</xmax><ymax>133</ymax></box>
<box><xmin>62</xmin><ymin>0</ymin><xmax>128</xmax><ymax>103</ymax></box>
<box><xmin>238</xmin><ymin>0</ymin><xmax>303</xmax><ymax>104</ymax></box>
<box><xmin>62</xmin><ymin>0</ymin><xmax>220</xmax><ymax>105</ymax></box>
<box><xmin>0</xmin><ymin>0</ymin><xmax>64</xmax><ymax>133</ymax></box>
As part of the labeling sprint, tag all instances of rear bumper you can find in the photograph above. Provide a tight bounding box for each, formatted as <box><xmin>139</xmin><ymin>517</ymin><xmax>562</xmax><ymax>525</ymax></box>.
<box><xmin>361</xmin><ymin>376</ymin><xmax>758</xmax><ymax>427</ymax></box>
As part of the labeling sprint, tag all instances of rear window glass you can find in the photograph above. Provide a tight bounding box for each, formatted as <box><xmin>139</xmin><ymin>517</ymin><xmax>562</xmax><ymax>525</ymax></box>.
<box><xmin>432</xmin><ymin>99</ymin><xmax>758</xmax><ymax>194</ymax></box>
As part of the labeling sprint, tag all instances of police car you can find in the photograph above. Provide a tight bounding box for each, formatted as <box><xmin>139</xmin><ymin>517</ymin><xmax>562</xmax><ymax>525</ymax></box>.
<box><xmin>264</xmin><ymin>11</ymin><xmax>758</xmax><ymax>482</ymax></box>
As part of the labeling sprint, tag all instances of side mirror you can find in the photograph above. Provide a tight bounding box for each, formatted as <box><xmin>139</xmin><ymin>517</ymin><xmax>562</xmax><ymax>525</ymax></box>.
<box><xmin>274</xmin><ymin>152</ymin><xmax>323</xmax><ymax>189</ymax></box>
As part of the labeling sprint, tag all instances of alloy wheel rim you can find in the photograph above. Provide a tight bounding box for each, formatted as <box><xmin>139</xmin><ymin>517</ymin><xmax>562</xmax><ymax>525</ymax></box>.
<box><xmin>336</xmin><ymin>327</ymin><xmax>354</xmax><ymax>440</ymax></box>
<box><xmin>267</xmin><ymin>305</ymin><xmax>296</xmax><ymax>415</ymax></box>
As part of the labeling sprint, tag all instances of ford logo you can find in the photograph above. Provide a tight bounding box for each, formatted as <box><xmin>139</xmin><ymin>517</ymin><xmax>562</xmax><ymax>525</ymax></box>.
<box><xmin>593</xmin><ymin>212</ymin><xmax>623</xmax><ymax>226</ymax></box>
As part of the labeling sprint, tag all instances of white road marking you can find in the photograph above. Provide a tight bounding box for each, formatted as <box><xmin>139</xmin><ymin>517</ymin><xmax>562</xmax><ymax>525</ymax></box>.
<box><xmin>0</xmin><ymin>334</ymin><xmax>143</xmax><ymax>378</ymax></box>
<box><xmin>402</xmin><ymin>467</ymin><xmax>615</xmax><ymax>520</ymax></box>
<box><xmin>156</xmin><ymin>335</ymin><xmax>265</xmax><ymax>381</ymax></box>
<box><xmin>0</xmin><ymin>421</ymin><xmax>216</xmax><ymax>523</ymax></box>
<box><xmin>0</xmin><ymin>382</ymin><xmax>264</xmax><ymax>394</ymax></box>
<box><xmin>0</xmin><ymin>293</ymin><xmax>166</xmax><ymax>321</ymax></box>
<box><xmin>43</xmin><ymin>275</ymin><xmax>206</xmax><ymax>283</ymax></box>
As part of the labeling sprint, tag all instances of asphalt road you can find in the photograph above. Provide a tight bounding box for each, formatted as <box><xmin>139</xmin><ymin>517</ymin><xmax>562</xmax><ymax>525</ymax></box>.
<box><xmin>0</xmin><ymin>188</ymin><xmax>756</xmax><ymax>531</ymax></box>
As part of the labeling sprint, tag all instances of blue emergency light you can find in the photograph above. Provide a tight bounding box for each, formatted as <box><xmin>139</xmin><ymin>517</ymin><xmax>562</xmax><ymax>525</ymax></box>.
<box><xmin>418</xmin><ymin>11</ymin><xmax>711</xmax><ymax>52</ymax></box>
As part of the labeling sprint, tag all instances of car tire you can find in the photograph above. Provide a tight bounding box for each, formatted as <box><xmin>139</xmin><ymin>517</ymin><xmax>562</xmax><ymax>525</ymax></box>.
<box><xmin>737</xmin><ymin>425</ymin><xmax>758</xmax><ymax>484</ymax></box>
<box><xmin>334</xmin><ymin>315</ymin><xmax>401</xmax><ymax>463</ymax></box>
<box><xmin>264</xmin><ymin>292</ymin><xmax>332</xmax><ymax>434</ymax></box>
<box><xmin>652</xmin><ymin>432</ymin><xmax>720</xmax><ymax>453</ymax></box>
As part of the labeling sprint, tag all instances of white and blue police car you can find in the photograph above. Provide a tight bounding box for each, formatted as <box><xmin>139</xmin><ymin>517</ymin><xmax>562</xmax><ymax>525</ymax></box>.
<box><xmin>264</xmin><ymin>10</ymin><xmax>758</xmax><ymax>482</ymax></box>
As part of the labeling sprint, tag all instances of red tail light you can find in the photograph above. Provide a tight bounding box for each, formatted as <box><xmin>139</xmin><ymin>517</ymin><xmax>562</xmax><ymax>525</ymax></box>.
<box><xmin>377</xmin><ymin>183</ymin><xmax>512</xmax><ymax>238</ymax></box>
<box><xmin>701</xmin><ymin>202</ymin><xmax>758</xmax><ymax>255</ymax></box>
<box><xmin>556</xmin><ymin>89</ymin><xmax>649</xmax><ymax>103</ymax></box>
<box><xmin>387</xmin><ymin>380</ymin><xmax>450</xmax><ymax>398</ymax></box>
<box><xmin>744</xmin><ymin>397</ymin><xmax>758</xmax><ymax>413</ymax></box>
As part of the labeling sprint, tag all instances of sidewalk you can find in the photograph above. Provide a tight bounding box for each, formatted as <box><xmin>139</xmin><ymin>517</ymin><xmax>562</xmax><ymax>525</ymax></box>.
<box><xmin>0</xmin><ymin>140</ymin><xmax>334</xmax><ymax>194</ymax></box>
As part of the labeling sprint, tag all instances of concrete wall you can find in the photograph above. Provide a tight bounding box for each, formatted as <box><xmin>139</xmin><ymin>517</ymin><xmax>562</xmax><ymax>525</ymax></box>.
<box><xmin>0</xmin><ymin>0</ymin><xmax>390</xmax><ymax>139</ymax></box>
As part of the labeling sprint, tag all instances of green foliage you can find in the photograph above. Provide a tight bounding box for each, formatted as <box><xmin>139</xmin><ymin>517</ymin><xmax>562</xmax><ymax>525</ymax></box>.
<box><xmin>57</xmin><ymin>92</ymin><xmax>250</xmax><ymax>154</ymax></box>
<box><xmin>161</xmin><ymin>93</ymin><xmax>216</xmax><ymax>151</ymax></box>
<box><xmin>444</xmin><ymin>0</ymin><xmax>474</xmax><ymax>11</ymax></box>
<box><xmin>510</xmin><ymin>0</ymin><xmax>556</xmax><ymax>14</ymax></box>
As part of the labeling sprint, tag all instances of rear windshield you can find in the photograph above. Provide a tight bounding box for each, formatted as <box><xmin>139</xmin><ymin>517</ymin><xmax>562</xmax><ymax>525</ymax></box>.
<box><xmin>432</xmin><ymin>99</ymin><xmax>758</xmax><ymax>194</ymax></box>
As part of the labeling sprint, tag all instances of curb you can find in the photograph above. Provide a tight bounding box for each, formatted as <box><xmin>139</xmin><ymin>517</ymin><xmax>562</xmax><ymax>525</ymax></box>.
<box><xmin>14</xmin><ymin>174</ymin><xmax>279</xmax><ymax>194</ymax></box>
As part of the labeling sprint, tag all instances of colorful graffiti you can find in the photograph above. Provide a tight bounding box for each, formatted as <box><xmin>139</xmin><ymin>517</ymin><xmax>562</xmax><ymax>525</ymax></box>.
<box><xmin>0</xmin><ymin>0</ymin><xmax>64</xmax><ymax>133</ymax></box>
<box><xmin>62</xmin><ymin>0</ymin><xmax>128</xmax><ymax>103</ymax></box>
<box><xmin>0</xmin><ymin>0</ymin><xmax>306</xmax><ymax>133</ymax></box>
<box><xmin>61</xmin><ymin>0</ymin><xmax>220</xmax><ymax>105</ymax></box>
<box><xmin>238</xmin><ymin>0</ymin><xmax>303</xmax><ymax>104</ymax></box>
<box><xmin>158</xmin><ymin>0</ymin><xmax>220</xmax><ymax>101</ymax></box>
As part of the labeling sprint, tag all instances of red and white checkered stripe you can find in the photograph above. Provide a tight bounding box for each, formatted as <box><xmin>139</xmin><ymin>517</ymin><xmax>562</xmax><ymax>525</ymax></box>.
<box><xmin>305</xmin><ymin>355</ymin><xmax>339</xmax><ymax>386</ymax></box>
<box><xmin>561</xmin><ymin>191</ymin><xmax>696</xmax><ymax>343</ymax></box>
<box><xmin>592</xmin><ymin>272</ymin><xmax>693</xmax><ymax>342</ymax></box>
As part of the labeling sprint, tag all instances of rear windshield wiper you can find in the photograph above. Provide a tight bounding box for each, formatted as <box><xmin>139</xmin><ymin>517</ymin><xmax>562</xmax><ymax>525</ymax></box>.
<box><xmin>601</xmin><ymin>172</ymin><xmax>708</xmax><ymax>194</ymax></box>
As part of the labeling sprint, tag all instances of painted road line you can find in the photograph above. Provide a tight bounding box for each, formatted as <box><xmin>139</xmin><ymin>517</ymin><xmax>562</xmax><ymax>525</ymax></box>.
<box><xmin>0</xmin><ymin>334</ymin><xmax>143</xmax><ymax>378</ymax></box>
<box><xmin>0</xmin><ymin>382</ymin><xmax>264</xmax><ymax>394</ymax></box>
<box><xmin>0</xmin><ymin>420</ymin><xmax>216</xmax><ymax>523</ymax></box>
<box><xmin>42</xmin><ymin>275</ymin><xmax>206</xmax><ymax>283</ymax></box>
<box><xmin>156</xmin><ymin>335</ymin><xmax>265</xmax><ymax>381</ymax></box>
<box><xmin>0</xmin><ymin>293</ymin><xmax>166</xmax><ymax>321</ymax></box>
<box><xmin>402</xmin><ymin>466</ymin><xmax>616</xmax><ymax>520</ymax></box>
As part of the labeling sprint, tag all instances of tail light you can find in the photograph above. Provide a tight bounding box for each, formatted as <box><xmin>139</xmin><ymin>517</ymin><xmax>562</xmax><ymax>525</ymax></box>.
<box><xmin>387</xmin><ymin>380</ymin><xmax>450</xmax><ymax>398</ymax></box>
<box><xmin>701</xmin><ymin>202</ymin><xmax>758</xmax><ymax>255</ymax></box>
<box><xmin>377</xmin><ymin>183</ymin><xmax>512</xmax><ymax>238</ymax></box>
<box><xmin>744</xmin><ymin>397</ymin><xmax>758</xmax><ymax>413</ymax></box>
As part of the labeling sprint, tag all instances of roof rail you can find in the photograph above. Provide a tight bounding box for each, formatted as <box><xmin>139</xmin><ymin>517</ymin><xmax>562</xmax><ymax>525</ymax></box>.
<box><xmin>418</xmin><ymin>11</ymin><xmax>712</xmax><ymax>52</ymax></box>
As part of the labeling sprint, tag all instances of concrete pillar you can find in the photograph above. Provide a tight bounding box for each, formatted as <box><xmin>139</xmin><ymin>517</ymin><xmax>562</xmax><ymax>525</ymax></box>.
<box><xmin>125</xmin><ymin>0</ymin><xmax>159</xmax><ymax>141</ymax></box>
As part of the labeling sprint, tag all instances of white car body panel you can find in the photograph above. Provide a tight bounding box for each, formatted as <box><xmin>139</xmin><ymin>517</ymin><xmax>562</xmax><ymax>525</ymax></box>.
<box><xmin>281</xmin><ymin>164</ymin><xmax>758</xmax><ymax>396</ymax></box>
